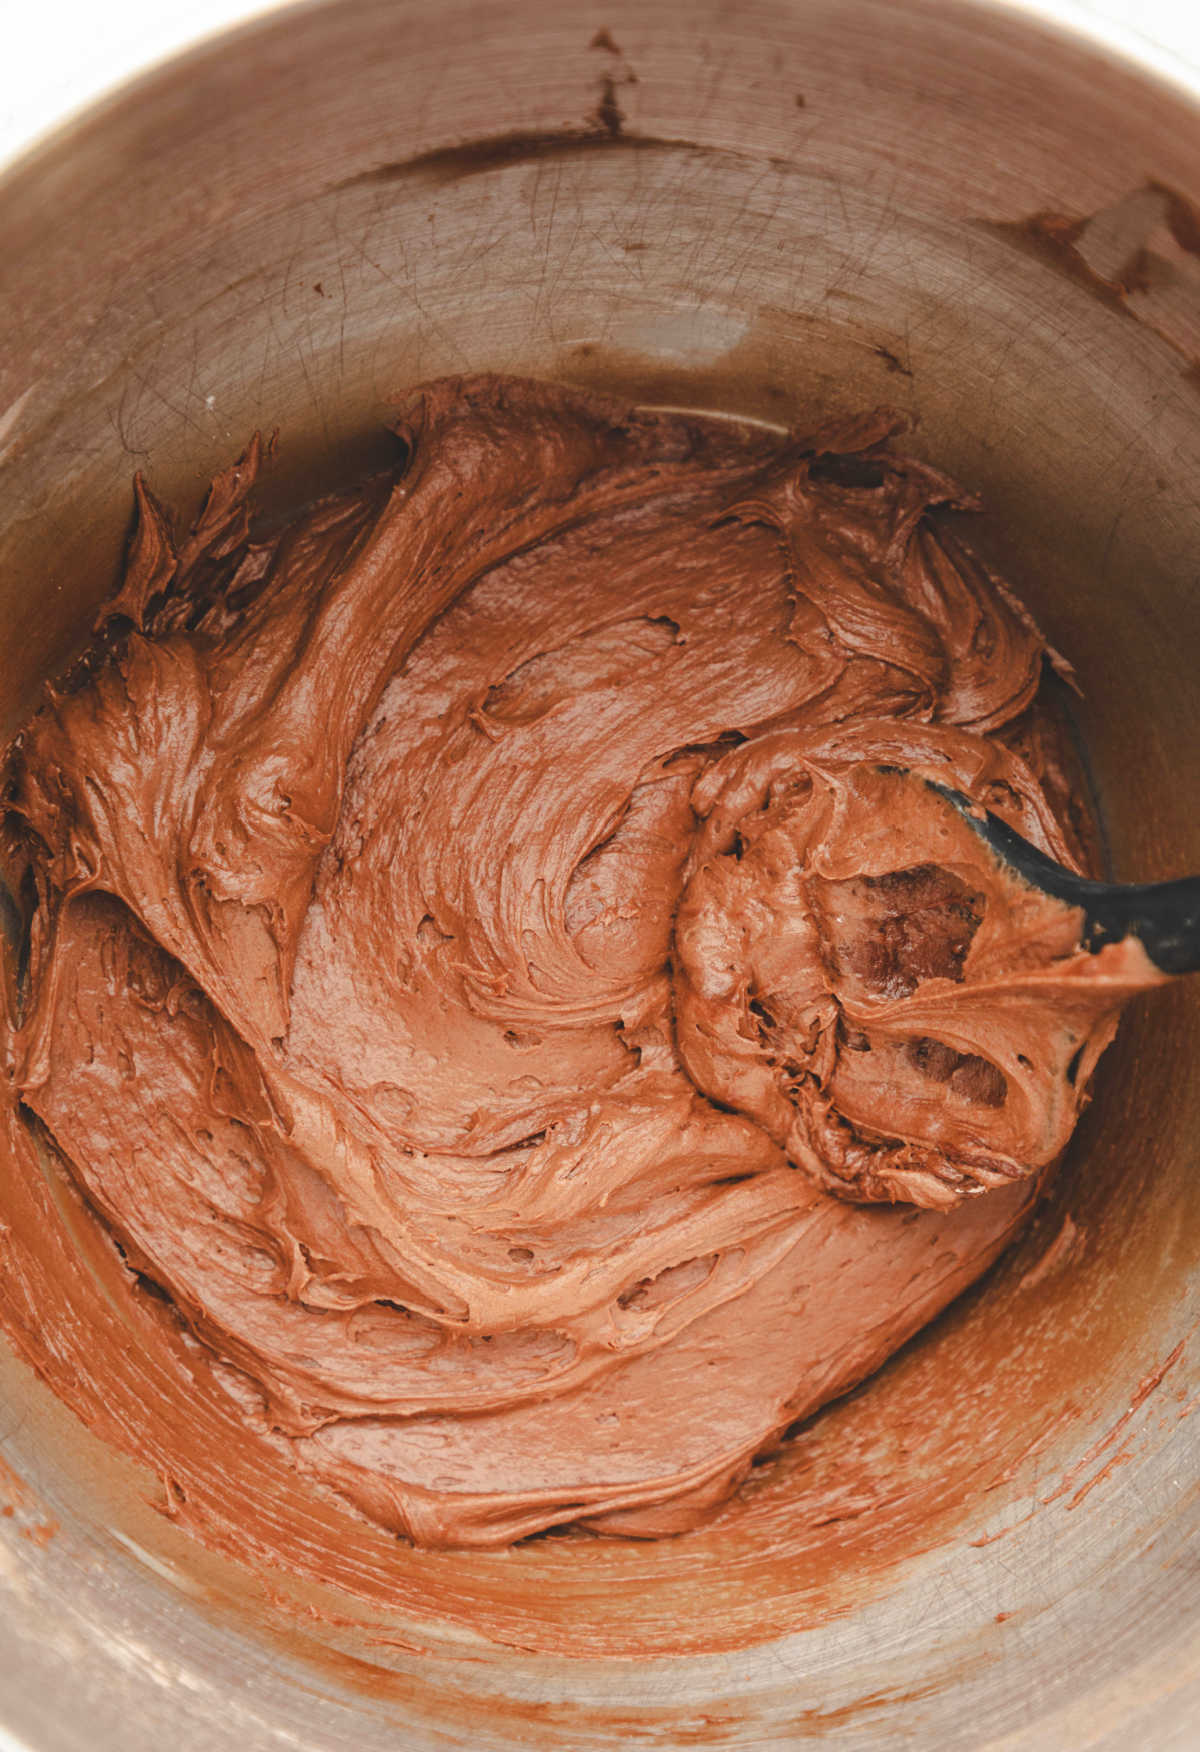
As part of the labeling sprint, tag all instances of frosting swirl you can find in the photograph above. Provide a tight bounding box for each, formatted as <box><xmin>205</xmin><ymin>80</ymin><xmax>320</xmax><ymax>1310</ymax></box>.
<box><xmin>2</xmin><ymin>376</ymin><xmax>1160</xmax><ymax>1547</ymax></box>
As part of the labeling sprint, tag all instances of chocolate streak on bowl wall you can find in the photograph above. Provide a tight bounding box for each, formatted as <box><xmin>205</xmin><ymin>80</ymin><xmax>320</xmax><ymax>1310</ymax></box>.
<box><xmin>1</xmin><ymin>1</ymin><xmax>1199</xmax><ymax>1749</ymax></box>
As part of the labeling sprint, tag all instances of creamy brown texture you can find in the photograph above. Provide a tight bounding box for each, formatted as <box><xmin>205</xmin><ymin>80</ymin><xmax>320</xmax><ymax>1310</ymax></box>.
<box><xmin>0</xmin><ymin>376</ymin><xmax>1164</xmax><ymax>1549</ymax></box>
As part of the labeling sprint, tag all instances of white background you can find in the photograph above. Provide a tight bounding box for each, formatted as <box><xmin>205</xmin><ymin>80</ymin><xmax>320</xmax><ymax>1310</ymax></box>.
<box><xmin>3</xmin><ymin>0</ymin><xmax>1200</xmax><ymax>171</ymax></box>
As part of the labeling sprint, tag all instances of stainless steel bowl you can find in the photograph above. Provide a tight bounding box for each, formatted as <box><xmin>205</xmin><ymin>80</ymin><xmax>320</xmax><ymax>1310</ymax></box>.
<box><xmin>2</xmin><ymin>1</ymin><xmax>1200</xmax><ymax>1745</ymax></box>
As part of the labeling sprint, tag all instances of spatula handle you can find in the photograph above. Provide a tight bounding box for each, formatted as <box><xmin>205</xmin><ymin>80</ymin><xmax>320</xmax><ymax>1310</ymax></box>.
<box><xmin>927</xmin><ymin>781</ymin><xmax>1200</xmax><ymax>976</ymax></box>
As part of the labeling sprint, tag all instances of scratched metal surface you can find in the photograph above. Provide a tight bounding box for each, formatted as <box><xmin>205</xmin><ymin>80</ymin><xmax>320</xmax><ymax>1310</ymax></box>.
<box><xmin>1</xmin><ymin>0</ymin><xmax>1200</xmax><ymax>1746</ymax></box>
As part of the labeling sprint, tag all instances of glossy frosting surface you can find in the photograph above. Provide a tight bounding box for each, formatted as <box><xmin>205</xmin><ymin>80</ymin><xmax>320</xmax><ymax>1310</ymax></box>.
<box><xmin>1</xmin><ymin>377</ymin><xmax>1160</xmax><ymax>1546</ymax></box>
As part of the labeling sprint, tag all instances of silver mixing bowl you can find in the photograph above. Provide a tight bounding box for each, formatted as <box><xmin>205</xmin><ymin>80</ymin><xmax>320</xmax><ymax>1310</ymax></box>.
<box><xmin>2</xmin><ymin>1</ymin><xmax>1199</xmax><ymax>1745</ymax></box>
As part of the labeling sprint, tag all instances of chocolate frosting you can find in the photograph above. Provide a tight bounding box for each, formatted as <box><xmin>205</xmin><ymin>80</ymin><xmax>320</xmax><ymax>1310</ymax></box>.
<box><xmin>0</xmin><ymin>376</ymin><xmax>1163</xmax><ymax>1548</ymax></box>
